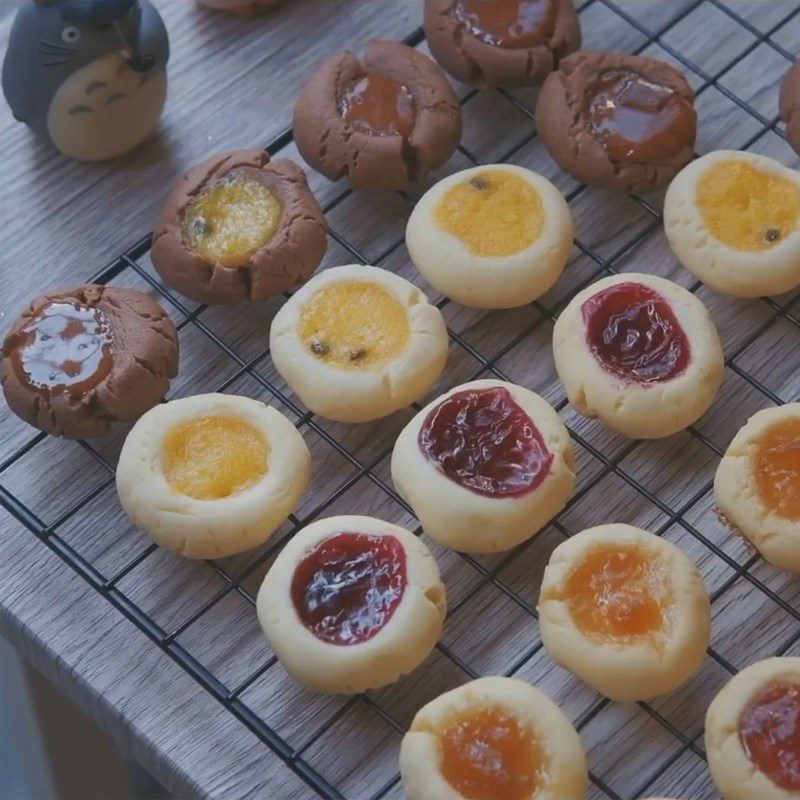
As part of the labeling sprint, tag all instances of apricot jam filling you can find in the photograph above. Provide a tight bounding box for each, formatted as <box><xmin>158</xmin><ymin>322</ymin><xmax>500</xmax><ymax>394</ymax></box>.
<box><xmin>696</xmin><ymin>161</ymin><xmax>800</xmax><ymax>252</ymax></box>
<box><xmin>418</xmin><ymin>386</ymin><xmax>553</xmax><ymax>498</ymax></box>
<box><xmin>290</xmin><ymin>532</ymin><xmax>407</xmax><ymax>645</ymax></box>
<box><xmin>183</xmin><ymin>173</ymin><xmax>281</xmax><ymax>267</ymax></box>
<box><xmin>563</xmin><ymin>546</ymin><xmax>669</xmax><ymax>639</ymax></box>
<box><xmin>738</xmin><ymin>681</ymin><xmax>800</xmax><ymax>791</ymax></box>
<box><xmin>12</xmin><ymin>302</ymin><xmax>113</xmax><ymax>395</ymax></box>
<box><xmin>582</xmin><ymin>282</ymin><xmax>690</xmax><ymax>383</ymax></box>
<box><xmin>435</xmin><ymin>170</ymin><xmax>544</xmax><ymax>257</ymax></box>
<box><xmin>299</xmin><ymin>281</ymin><xmax>410</xmax><ymax>369</ymax></box>
<box><xmin>753</xmin><ymin>417</ymin><xmax>800</xmax><ymax>520</ymax></box>
<box><xmin>339</xmin><ymin>74</ymin><xmax>416</xmax><ymax>139</ymax></box>
<box><xmin>439</xmin><ymin>706</ymin><xmax>544</xmax><ymax>800</ymax></box>
<box><xmin>163</xmin><ymin>416</ymin><xmax>269</xmax><ymax>500</ymax></box>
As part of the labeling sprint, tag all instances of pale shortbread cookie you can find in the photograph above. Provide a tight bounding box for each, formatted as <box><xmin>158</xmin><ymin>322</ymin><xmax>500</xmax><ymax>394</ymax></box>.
<box><xmin>269</xmin><ymin>264</ymin><xmax>448</xmax><ymax>423</ymax></box>
<box><xmin>664</xmin><ymin>150</ymin><xmax>800</xmax><ymax>297</ymax></box>
<box><xmin>538</xmin><ymin>524</ymin><xmax>710</xmax><ymax>702</ymax></box>
<box><xmin>116</xmin><ymin>393</ymin><xmax>310</xmax><ymax>559</ymax></box>
<box><xmin>391</xmin><ymin>379</ymin><xmax>576</xmax><ymax>553</ymax></box>
<box><xmin>400</xmin><ymin>676</ymin><xmax>588</xmax><ymax>800</ymax></box>
<box><xmin>705</xmin><ymin>656</ymin><xmax>800</xmax><ymax>800</ymax></box>
<box><xmin>406</xmin><ymin>164</ymin><xmax>574</xmax><ymax>308</ymax></box>
<box><xmin>257</xmin><ymin>515</ymin><xmax>446</xmax><ymax>694</ymax></box>
<box><xmin>553</xmin><ymin>273</ymin><xmax>724</xmax><ymax>439</ymax></box>
<box><xmin>714</xmin><ymin>404</ymin><xmax>800</xmax><ymax>573</ymax></box>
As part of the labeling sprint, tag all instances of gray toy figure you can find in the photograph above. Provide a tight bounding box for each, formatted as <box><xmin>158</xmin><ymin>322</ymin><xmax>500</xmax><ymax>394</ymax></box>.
<box><xmin>3</xmin><ymin>0</ymin><xmax>169</xmax><ymax>161</ymax></box>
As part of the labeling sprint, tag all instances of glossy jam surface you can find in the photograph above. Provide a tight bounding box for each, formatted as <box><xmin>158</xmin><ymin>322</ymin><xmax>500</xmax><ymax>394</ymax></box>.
<box><xmin>582</xmin><ymin>282</ymin><xmax>691</xmax><ymax>384</ymax></box>
<box><xmin>753</xmin><ymin>418</ymin><xmax>800</xmax><ymax>520</ymax></box>
<box><xmin>299</xmin><ymin>281</ymin><xmax>410</xmax><ymax>369</ymax></box>
<box><xmin>290</xmin><ymin>532</ymin><xmax>407</xmax><ymax>645</ymax></box>
<box><xmin>339</xmin><ymin>75</ymin><xmax>416</xmax><ymax>138</ymax></box>
<box><xmin>163</xmin><ymin>416</ymin><xmax>268</xmax><ymax>500</ymax></box>
<box><xmin>586</xmin><ymin>70</ymin><xmax>695</xmax><ymax>163</ymax></box>
<box><xmin>564</xmin><ymin>546</ymin><xmax>669</xmax><ymax>639</ymax></box>
<box><xmin>697</xmin><ymin>160</ymin><xmax>800</xmax><ymax>252</ymax></box>
<box><xmin>435</xmin><ymin>169</ymin><xmax>544</xmax><ymax>257</ymax></box>
<box><xmin>739</xmin><ymin>681</ymin><xmax>800</xmax><ymax>791</ymax></box>
<box><xmin>418</xmin><ymin>386</ymin><xmax>553</xmax><ymax>498</ymax></box>
<box><xmin>453</xmin><ymin>0</ymin><xmax>557</xmax><ymax>49</ymax></box>
<box><xmin>183</xmin><ymin>173</ymin><xmax>281</xmax><ymax>267</ymax></box>
<box><xmin>440</xmin><ymin>706</ymin><xmax>543</xmax><ymax>800</ymax></box>
<box><xmin>11</xmin><ymin>302</ymin><xmax>113</xmax><ymax>395</ymax></box>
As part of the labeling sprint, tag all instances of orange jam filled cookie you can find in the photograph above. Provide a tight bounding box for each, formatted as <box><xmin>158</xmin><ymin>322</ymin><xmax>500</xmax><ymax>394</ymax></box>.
<box><xmin>538</xmin><ymin>524</ymin><xmax>710</xmax><ymax>701</ymax></box>
<box><xmin>715</xmin><ymin>404</ymin><xmax>800</xmax><ymax>572</ymax></box>
<box><xmin>400</xmin><ymin>677</ymin><xmax>587</xmax><ymax>800</ymax></box>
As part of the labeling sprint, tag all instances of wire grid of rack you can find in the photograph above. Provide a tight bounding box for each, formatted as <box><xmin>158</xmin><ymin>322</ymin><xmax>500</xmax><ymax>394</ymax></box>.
<box><xmin>2</xmin><ymin>1</ymin><xmax>799</xmax><ymax>798</ymax></box>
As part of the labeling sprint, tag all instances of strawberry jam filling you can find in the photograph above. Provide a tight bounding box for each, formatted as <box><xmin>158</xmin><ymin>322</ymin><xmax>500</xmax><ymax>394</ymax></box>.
<box><xmin>418</xmin><ymin>386</ymin><xmax>553</xmax><ymax>497</ymax></box>
<box><xmin>582</xmin><ymin>282</ymin><xmax>690</xmax><ymax>383</ymax></box>
<box><xmin>290</xmin><ymin>532</ymin><xmax>406</xmax><ymax>645</ymax></box>
<box><xmin>739</xmin><ymin>681</ymin><xmax>800</xmax><ymax>791</ymax></box>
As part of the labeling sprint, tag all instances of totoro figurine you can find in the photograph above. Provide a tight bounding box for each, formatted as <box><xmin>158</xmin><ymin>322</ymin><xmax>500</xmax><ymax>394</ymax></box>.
<box><xmin>3</xmin><ymin>0</ymin><xmax>169</xmax><ymax>161</ymax></box>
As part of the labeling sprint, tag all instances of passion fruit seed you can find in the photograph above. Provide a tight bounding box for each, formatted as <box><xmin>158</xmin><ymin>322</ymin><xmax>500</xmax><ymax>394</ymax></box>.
<box><xmin>348</xmin><ymin>348</ymin><xmax>367</xmax><ymax>362</ymax></box>
<box><xmin>192</xmin><ymin>217</ymin><xmax>210</xmax><ymax>236</ymax></box>
<box><xmin>310</xmin><ymin>339</ymin><xmax>330</xmax><ymax>356</ymax></box>
<box><xmin>470</xmin><ymin>176</ymin><xmax>491</xmax><ymax>190</ymax></box>
<box><xmin>764</xmin><ymin>227</ymin><xmax>781</xmax><ymax>243</ymax></box>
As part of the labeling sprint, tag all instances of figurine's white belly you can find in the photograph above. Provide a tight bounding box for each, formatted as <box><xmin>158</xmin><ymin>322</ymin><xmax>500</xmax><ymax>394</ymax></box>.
<box><xmin>47</xmin><ymin>52</ymin><xmax>167</xmax><ymax>162</ymax></box>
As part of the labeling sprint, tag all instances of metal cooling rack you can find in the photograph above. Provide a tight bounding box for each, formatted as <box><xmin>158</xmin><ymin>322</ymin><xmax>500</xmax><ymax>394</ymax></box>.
<box><xmin>2</xmin><ymin>1</ymin><xmax>799</xmax><ymax>798</ymax></box>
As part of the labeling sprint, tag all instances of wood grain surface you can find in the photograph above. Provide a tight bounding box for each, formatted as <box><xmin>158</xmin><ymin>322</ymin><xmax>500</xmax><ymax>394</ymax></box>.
<box><xmin>1</xmin><ymin>1</ymin><xmax>799</xmax><ymax>799</ymax></box>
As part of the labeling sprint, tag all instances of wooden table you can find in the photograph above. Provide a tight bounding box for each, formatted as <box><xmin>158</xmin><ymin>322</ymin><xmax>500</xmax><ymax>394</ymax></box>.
<box><xmin>1</xmin><ymin>1</ymin><xmax>799</xmax><ymax>799</ymax></box>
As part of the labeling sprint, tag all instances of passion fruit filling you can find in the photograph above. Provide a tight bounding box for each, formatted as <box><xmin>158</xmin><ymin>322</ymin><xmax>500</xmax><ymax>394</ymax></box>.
<box><xmin>183</xmin><ymin>173</ymin><xmax>281</xmax><ymax>267</ymax></box>
<box><xmin>753</xmin><ymin>417</ymin><xmax>800</xmax><ymax>520</ymax></box>
<box><xmin>582</xmin><ymin>282</ymin><xmax>690</xmax><ymax>383</ymax></box>
<box><xmin>290</xmin><ymin>532</ymin><xmax>407</xmax><ymax>645</ymax></box>
<box><xmin>453</xmin><ymin>0</ymin><xmax>558</xmax><ymax>49</ymax></box>
<box><xmin>562</xmin><ymin>546</ymin><xmax>670</xmax><ymax>639</ymax></box>
<box><xmin>162</xmin><ymin>415</ymin><xmax>269</xmax><ymax>500</ymax></box>
<box><xmin>11</xmin><ymin>302</ymin><xmax>113</xmax><ymax>395</ymax></box>
<box><xmin>338</xmin><ymin>74</ymin><xmax>416</xmax><ymax>139</ymax></box>
<box><xmin>738</xmin><ymin>681</ymin><xmax>800</xmax><ymax>791</ymax></box>
<box><xmin>439</xmin><ymin>706</ymin><xmax>544</xmax><ymax>800</ymax></box>
<box><xmin>418</xmin><ymin>386</ymin><xmax>553</xmax><ymax>497</ymax></box>
<box><xmin>435</xmin><ymin>169</ymin><xmax>544</xmax><ymax>257</ymax></box>
<box><xmin>696</xmin><ymin>160</ymin><xmax>800</xmax><ymax>251</ymax></box>
<box><xmin>299</xmin><ymin>281</ymin><xmax>410</xmax><ymax>368</ymax></box>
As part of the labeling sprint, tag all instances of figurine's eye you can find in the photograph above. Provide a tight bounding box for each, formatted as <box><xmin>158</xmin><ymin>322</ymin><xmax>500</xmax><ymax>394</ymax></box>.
<box><xmin>61</xmin><ymin>26</ymin><xmax>81</xmax><ymax>44</ymax></box>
